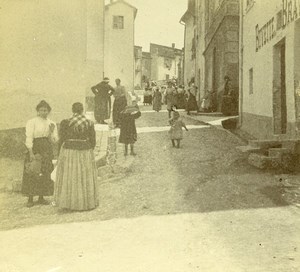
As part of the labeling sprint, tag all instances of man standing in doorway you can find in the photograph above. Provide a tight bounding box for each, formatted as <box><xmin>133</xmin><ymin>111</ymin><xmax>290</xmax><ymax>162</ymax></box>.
<box><xmin>91</xmin><ymin>77</ymin><xmax>115</xmax><ymax>124</ymax></box>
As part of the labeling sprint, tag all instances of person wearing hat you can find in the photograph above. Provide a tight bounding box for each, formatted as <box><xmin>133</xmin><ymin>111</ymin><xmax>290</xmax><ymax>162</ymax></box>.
<box><xmin>91</xmin><ymin>77</ymin><xmax>115</xmax><ymax>124</ymax></box>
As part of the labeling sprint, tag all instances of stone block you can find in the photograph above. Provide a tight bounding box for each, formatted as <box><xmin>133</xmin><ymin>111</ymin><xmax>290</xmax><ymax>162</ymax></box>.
<box><xmin>248</xmin><ymin>153</ymin><xmax>270</xmax><ymax>169</ymax></box>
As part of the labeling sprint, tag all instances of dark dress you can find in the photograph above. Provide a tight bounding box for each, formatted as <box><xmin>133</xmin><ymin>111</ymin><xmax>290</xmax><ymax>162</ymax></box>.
<box><xmin>153</xmin><ymin>91</ymin><xmax>162</xmax><ymax>112</ymax></box>
<box><xmin>22</xmin><ymin>138</ymin><xmax>54</xmax><ymax>196</ymax></box>
<box><xmin>186</xmin><ymin>91</ymin><xmax>199</xmax><ymax>112</ymax></box>
<box><xmin>91</xmin><ymin>81</ymin><xmax>115</xmax><ymax>122</ymax></box>
<box><xmin>119</xmin><ymin>107</ymin><xmax>141</xmax><ymax>145</ymax></box>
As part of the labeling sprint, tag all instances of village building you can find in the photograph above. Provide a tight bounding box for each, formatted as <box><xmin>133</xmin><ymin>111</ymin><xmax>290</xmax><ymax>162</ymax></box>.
<box><xmin>203</xmin><ymin>0</ymin><xmax>240</xmax><ymax>112</ymax></box>
<box><xmin>180</xmin><ymin>0</ymin><xmax>197</xmax><ymax>87</ymax></box>
<box><xmin>149</xmin><ymin>43</ymin><xmax>184</xmax><ymax>85</ymax></box>
<box><xmin>104</xmin><ymin>0</ymin><xmax>137</xmax><ymax>92</ymax></box>
<box><xmin>181</xmin><ymin>0</ymin><xmax>239</xmax><ymax>109</ymax></box>
<box><xmin>134</xmin><ymin>46</ymin><xmax>143</xmax><ymax>89</ymax></box>
<box><xmin>240</xmin><ymin>0</ymin><xmax>300</xmax><ymax>140</ymax></box>
<box><xmin>0</xmin><ymin>0</ymin><xmax>105</xmax><ymax>153</ymax></box>
<box><xmin>141</xmin><ymin>52</ymin><xmax>152</xmax><ymax>88</ymax></box>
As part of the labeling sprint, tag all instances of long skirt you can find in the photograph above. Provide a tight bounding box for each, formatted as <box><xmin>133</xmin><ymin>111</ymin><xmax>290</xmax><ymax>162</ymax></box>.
<box><xmin>94</xmin><ymin>96</ymin><xmax>111</xmax><ymax>122</ymax></box>
<box><xmin>113</xmin><ymin>96</ymin><xmax>127</xmax><ymax>127</ymax></box>
<box><xmin>153</xmin><ymin>96</ymin><xmax>162</xmax><ymax>111</ymax></box>
<box><xmin>177</xmin><ymin>94</ymin><xmax>186</xmax><ymax>109</ymax></box>
<box><xmin>186</xmin><ymin>94</ymin><xmax>199</xmax><ymax>112</ymax></box>
<box><xmin>54</xmin><ymin>147</ymin><xmax>98</xmax><ymax>211</ymax></box>
<box><xmin>22</xmin><ymin>138</ymin><xmax>54</xmax><ymax>196</ymax></box>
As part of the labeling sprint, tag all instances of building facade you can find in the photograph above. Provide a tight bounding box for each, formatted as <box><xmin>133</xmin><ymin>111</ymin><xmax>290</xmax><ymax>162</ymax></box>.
<box><xmin>134</xmin><ymin>46</ymin><xmax>142</xmax><ymax>89</ymax></box>
<box><xmin>150</xmin><ymin>43</ymin><xmax>184</xmax><ymax>85</ymax></box>
<box><xmin>204</xmin><ymin>0</ymin><xmax>240</xmax><ymax>112</ymax></box>
<box><xmin>180</xmin><ymin>0</ymin><xmax>197</xmax><ymax>87</ymax></box>
<box><xmin>0</xmin><ymin>0</ymin><xmax>105</xmax><ymax>130</ymax></box>
<box><xmin>240</xmin><ymin>0</ymin><xmax>300</xmax><ymax>140</ymax></box>
<box><xmin>104</xmin><ymin>0</ymin><xmax>137</xmax><ymax>92</ymax></box>
<box><xmin>181</xmin><ymin>0</ymin><xmax>239</xmax><ymax>109</ymax></box>
<box><xmin>141</xmin><ymin>52</ymin><xmax>152</xmax><ymax>87</ymax></box>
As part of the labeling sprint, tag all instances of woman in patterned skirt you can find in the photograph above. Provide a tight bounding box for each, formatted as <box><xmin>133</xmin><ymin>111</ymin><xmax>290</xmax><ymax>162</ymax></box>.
<box><xmin>54</xmin><ymin>102</ymin><xmax>98</xmax><ymax>211</ymax></box>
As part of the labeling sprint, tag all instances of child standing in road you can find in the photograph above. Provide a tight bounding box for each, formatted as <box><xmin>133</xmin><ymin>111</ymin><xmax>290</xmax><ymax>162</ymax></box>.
<box><xmin>119</xmin><ymin>99</ymin><xmax>141</xmax><ymax>156</ymax></box>
<box><xmin>168</xmin><ymin>110</ymin><xmax>188</xmax><ymax>148</ymax></box>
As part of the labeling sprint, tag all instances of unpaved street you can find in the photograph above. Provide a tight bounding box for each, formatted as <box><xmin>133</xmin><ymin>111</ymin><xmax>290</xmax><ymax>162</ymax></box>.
<box><xmin>0</xmin><ymin>106</ymin><xmax>299</xmax><ymax>271</ymax></box>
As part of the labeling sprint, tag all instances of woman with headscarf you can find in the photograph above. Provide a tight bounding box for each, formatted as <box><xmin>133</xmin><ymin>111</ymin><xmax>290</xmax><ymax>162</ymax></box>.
<box><xmin>54</xmin><ymin>102</ymin><xmax>98</xmax><ymax>211</ymax></box>
<box><xmin>22</xmin><ymin>100</ymin><xmax>58</xmax><ymax>207</ymax></box>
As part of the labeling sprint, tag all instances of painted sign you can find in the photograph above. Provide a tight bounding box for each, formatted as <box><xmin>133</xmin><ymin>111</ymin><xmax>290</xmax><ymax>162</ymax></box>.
<box><xmin>256</xmin><ymin>0</ymin><xmax>300</xmax><ymax>52</ymax></box>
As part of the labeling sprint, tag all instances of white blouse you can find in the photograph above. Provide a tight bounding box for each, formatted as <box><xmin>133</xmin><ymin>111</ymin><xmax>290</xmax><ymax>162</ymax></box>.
<box><xmin>25</xmin><ymin>117</ymin><xmax>58</xmax><ymax>149</ymax></box>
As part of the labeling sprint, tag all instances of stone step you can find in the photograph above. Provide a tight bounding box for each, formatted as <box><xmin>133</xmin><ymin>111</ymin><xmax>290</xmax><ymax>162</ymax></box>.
<box><xmin>249</xmin><ymin>139</ymin><xmax>300</xmax><ymax>150</ymax></box>
<box><xmin>236</xmin><ymin>145</ymin><xmax>261</xmax><ymax>153</ymax></box>
<box><xmin>268</xmin><ymin>148</ymin><xmax>290</xmax><ymax>158</ymax></box>
<box><xmin>248</xmin><ymin>153</ymin><xmax>280</xmax><ymax>169</ymax></box>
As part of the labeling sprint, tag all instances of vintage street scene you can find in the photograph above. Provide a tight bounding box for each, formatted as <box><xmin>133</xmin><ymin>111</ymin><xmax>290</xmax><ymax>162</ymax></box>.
<box><xmin>0</xmin><ymin>0</ymin><xmax>300</xmax><ymax>271</ymax></box>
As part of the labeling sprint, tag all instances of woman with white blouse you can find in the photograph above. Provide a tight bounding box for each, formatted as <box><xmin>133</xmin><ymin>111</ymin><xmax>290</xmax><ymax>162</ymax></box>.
<box><xmin>22</xmin><ymin>100</ymin><xmax>58</xmax><ymax>207</ymax></box>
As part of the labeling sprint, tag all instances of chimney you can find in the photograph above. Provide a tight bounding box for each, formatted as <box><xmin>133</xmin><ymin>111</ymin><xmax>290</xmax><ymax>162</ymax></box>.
<box><xmin>172</xmin><ymin>43</ymin><xmax>175</xmax><ymax>49</ymax></box>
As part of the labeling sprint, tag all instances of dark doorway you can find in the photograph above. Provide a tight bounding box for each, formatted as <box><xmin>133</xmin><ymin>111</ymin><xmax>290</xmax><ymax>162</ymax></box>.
<box><xmin>273</xmin><ymin>39</ymin><xmax>287</xmax><ymax>134</ymax></box>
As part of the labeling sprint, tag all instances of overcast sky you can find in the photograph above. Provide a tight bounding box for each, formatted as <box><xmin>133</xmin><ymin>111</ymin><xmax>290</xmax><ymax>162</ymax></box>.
<box><xmin>105</xmin><ymin>0</ymin><xmax>187</xmax><ymax>51</ymax></box>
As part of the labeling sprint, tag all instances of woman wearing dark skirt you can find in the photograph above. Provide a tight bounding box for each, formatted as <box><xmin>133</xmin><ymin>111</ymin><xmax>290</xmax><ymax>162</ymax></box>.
<box><xmin>152</xmin><ymin>87</ymin><xmax>162</xmax><ymax>112</ymax></box>
<box><xmin>119</xmin><ymin>99</ymin><xmax>141</xmax><ymax>156</ymax></box>
<box><xmin>54</xmin><ymin>102</ymin><xmax>98</xmax><ymax>211</ymax></box>
<box><xmin>186</xmin><ymin>85</ymin><xmax>199</xmax><ymax>115</ymax></box>
<box><xmin>22</xmin><ymin>100</ymin><xmax>58</xmax><ymax>207</ymax></box>
<box><xmin>112</xmin><ymin>78</ymin><xmax>127</xmax><ymax>127</ymax></box>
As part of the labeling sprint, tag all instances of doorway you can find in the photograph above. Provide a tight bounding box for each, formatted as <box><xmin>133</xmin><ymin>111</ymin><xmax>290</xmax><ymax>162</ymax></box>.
<box><xmin>273</xmin><ymin>38</ymin><xmax>287</xmax><ymax>134</ymax></box>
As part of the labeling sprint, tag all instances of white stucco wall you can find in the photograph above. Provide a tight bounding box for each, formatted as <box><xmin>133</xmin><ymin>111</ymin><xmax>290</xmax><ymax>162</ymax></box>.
<box><xmin>0</xmin><ymin>0</ymin><xmax>105</xmax><ymax>130</ymax></box>
<box><xmin>242</xmin><ymin>0</ymin><xmax>298</xmax><ymax>122</ymax></box>
<box><xmin>104</xmin><ymin>2</ymin><xmax>135</xmax><ymax>92</ymax></box>
<box><xmin>183</xmin><ymin>15</ymin><xmax>196</xmax><ymax>86</ymax></box>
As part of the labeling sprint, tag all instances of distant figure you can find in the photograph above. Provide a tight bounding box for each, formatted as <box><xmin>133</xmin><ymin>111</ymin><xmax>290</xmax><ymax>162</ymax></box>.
<box><xmin>119</xmin><ymin>98</ymin><xmax>141</xmax><ymax>156</ymax></box>
<box><xmin>176</xmin><ymin>85</ymin><xmax>186</xmax><ymax>109</ymax></box>
<box><xmin>186</xmin><ymin>83</ymin><xmax>199</xmax><ymax>115</ymax></box>
<box><xmin>152</xmin><ymin>87</ymin><xmax>162</xmax><ymax>112</ymax></box>
<box><xmin>54</xmin><ymin>102</ymin><xmax>98</xmax><ymax>211</ymax></box>
<box><xmin>165</xmin><ymin>81</ymin><xmax>176</xmax><ymax>118</ymax></box>
<box><xmin>221</xmin><ymin>76</ymin><xmax>233</xmax><ymax>116</ymax></box>
<box><xmin>91</xmin><ymin>77</ymin><xmax>115</xmax><ymax>124</ymax></box>
<box><xmin>22</xmin><ymin>100</ymin><xmax>58</xmax><ymax>207</ymax></box>
<box><xmin>168</xmin><ymin>110</ymin><xmax>188</xmax><ymax>148</ymax></box>
<box><xmin>112</xmin><ymin>78</ymin><xmax>127</xmax><ymax>128</ymax></box>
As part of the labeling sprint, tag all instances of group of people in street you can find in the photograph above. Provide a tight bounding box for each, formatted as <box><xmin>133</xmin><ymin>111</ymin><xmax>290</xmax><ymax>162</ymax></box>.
<box><xmin>22</xmin><ymin>100</ymin><xmax>98</xmax><ymax>211</ymax></box>
<box><xmin>143</xmin><ymin>76</ymin><xmax>238</xmax><ymax>117</ymax></box>
<box><xmin>143</xmin><ymin>81</ymin><xmax>200</xmax><ymax>118</ymax></box>
<box><xmin>22</xmin><ymin>77</ymin><xmax>141</xmax><ymax>210</ymax></box>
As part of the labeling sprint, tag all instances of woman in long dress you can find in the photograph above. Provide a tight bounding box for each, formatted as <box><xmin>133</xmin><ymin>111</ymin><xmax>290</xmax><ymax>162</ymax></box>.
<box><xmin>152</xmin><ymin>87</ymin><xmax>162</xmax><ymax>112</ymax></box>
<box><xmin>165</xmin><ymin>82</ymin><xmax>176</xmax><ymax>118</ymax></box>
<box><xmin>54</xmin><ymin>102</ymin><xmax>98</xmax><ymax>211</ymax></box>
<box><xmin>112</xmin><ymin>78</ymin><xmax>127</xmax><ymax>127</ymax></box>
<box><xmin>22</xmin><ymin>100</ymin><xmax>58</xmax><ymax>207</ymax></box>
<box><xmin>186</xmin><ymin>84</ymin><xmax>199</xmax><ymax>115</ymax></box>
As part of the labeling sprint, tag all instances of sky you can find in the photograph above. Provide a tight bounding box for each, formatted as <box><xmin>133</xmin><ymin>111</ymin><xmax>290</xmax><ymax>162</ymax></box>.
<box><xmin>105</xmin><ymin>0</ymin><xmax>187</xmax><ymax>51</ymax></box>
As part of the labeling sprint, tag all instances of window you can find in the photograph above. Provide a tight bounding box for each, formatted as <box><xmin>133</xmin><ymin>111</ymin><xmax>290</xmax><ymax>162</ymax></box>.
<box><xmin>249</xmin><ymin>68</ymin><xmax>253</xmax><ymax>94</ymax></box>
<box><xmin>113</xmin><ymin>16</ymin><xmax>124</xmax><ymax>29</ymax></box>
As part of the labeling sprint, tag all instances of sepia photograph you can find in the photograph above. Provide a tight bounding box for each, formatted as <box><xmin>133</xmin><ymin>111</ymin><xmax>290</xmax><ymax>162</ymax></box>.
<box><xmin>0</xmin><ymin>0</ymin><xmax>299</xmax><ymax>271</ymax></box>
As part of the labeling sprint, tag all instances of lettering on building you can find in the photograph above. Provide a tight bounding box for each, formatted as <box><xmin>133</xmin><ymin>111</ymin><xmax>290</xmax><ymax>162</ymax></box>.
<box><xmin>255</xmin><ymin>0</ymin><xmax>300</xmax><ymax>52</ymax></box>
